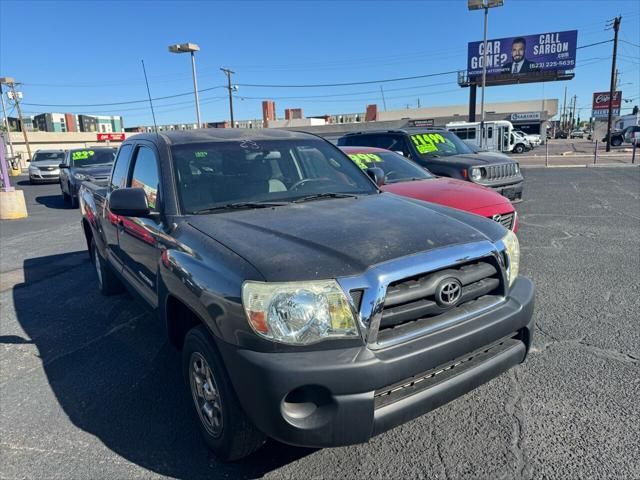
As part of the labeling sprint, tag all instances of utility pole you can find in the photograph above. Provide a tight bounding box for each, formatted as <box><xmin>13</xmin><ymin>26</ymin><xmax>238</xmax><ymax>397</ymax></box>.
<box><xmin>220</xmin><ymin>67</ymin><xmax>235</xmax><ymax>128</ymax></box>
<box><xmin>380</xmin><ymin>86</ymin><xmax>387</xmax><ymax>112</ymax></box>
<box><xmin>571</xmin><ymin>95</ymin><xmax>577</xmax><ymax>130</ymax></box>
<box><xmin>1</xmin><ymin>79</ymin><xmax>31</xmax><ymax>162</ymax></box>
<box><xmin>606</xmin><ymin>15</ymin><xmax>621</xmax><ymax>152</ymax></box>
<box><xmin>561</xmin><ymin>86</ymin><xmax>567</xmax><ymax>131</ymax></box>
<box><xmin>0</xmin><ymin>82</ymin><xmax>16</xmax><ymax>159</ymax></box>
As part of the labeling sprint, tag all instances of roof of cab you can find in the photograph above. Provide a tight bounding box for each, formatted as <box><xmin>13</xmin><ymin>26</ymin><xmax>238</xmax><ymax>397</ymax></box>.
<box><xmin>126</xmin><ymin>128</ymin><xmax>319</xmax><ymax>145</ymax></box>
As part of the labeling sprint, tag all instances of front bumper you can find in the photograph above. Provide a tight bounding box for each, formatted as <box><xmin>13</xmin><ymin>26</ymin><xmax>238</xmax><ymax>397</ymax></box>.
<box><xmin>29</xmin><ymin>170</ymin><xmax>60</xmax><ymax>182</ymax></box>
<box><xmin>493</xmin><ymin>181</ymin><xmax>523</xmax><ymax>203</ymax></box>
<box><xmin>216</xmin><ymin>276</ymin><xmax>535</xmax><ymax>448</ymax></box>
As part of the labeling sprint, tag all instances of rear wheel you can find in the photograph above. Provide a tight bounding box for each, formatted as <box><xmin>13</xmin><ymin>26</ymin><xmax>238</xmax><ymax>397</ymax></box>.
<box><xmin>91</xmin><ymin>238</ymin><xmax>123</xmax><ymax>295</ymax></box>
<box><xmin>183</xmin><ymin>325</ymin><xmax>265</xmax><ymax>461</ymax></box>
<box><xmin>611</xmin><ymin>136</ymin><xmax>622</xmax><ymax>147</ymax></box>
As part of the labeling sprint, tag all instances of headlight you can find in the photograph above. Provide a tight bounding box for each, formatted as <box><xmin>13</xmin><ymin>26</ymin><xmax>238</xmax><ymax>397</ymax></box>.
<box><xmin>242</xmin><ymin>280</ymin><xmax>358</xmax><ymax>345</ymax></box>
<box><xmin>470</xmin><ymin>167</ymin><xmax>482</xmax><ymax>181</ymax></box>
<box><xmin>502</xmin><ymin>229</ymin><xmax>520</xmax><ymax>287</ymax></box>
<box><xmin>73</xmin><ymin>173</ymin><xmax>88</xmax><ymax>180</ymax></box>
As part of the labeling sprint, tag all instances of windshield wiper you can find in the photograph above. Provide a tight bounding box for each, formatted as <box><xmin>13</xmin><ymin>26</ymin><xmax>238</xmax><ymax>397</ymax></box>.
<box><xmin>191</xmin><ymin>201</ymin><xmax>288</xmax><ymax>214</ymax></box>
<box><xmin>292</xmin><ymin>192</ymin><xmax>360</xmax><ymax>203</ymax></box>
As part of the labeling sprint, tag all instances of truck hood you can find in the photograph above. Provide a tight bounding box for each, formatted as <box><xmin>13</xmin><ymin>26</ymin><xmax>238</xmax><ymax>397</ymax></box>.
<box><xmin>187</xmin><ymin>193</ymin><xmax>500</xmax><ymax>282</ymax></box>
<box><xmin>30</xmin><ymin>160</ymin><xmax>61</xmax><ymax>168</ymax></box>
<box><xmin>73</xmin><ymin>165</ymin><xmax>113</xmax><ymax>178</ymax></box>
<box><xmin>382</xmin><ymin>178</ymin><xmax>512</xmax><ymax>214</ymax></box>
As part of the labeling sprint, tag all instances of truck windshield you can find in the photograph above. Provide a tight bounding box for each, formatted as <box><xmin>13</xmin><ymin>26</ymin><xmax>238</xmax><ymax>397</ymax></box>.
<box><xmin>70</xmin><ymin>149</ymin><xmax>116</xmax><ymax>167</ymax></box>
<box><xmin>344</xmin><ymin>150</ymin><xmax>433</xmax><ymax>183</ymax></box>
<box><xmin>171</xmin><ymin>139</ymin><xmax>378</xmax><ymax>214</ymax></box>
<box><xmin>32</xmin><ymin>151</ymin><xmax>65</xmax><ymax>163</ymax></box>
<box><xmin>410</xmin><ymin>131</ymin><xmax>474</xmax><ymax>158</ymax></box>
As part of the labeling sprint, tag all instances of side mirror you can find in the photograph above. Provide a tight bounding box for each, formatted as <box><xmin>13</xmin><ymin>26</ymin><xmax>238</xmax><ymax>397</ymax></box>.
<box><xmin>109</xmin><ymin>188</ymin><xmax>150</xmax><ymax>217</ymax></box>
<box><xmin>366</xmin><ymin>167</ymin><xmax>385</xmax><ymax>186</ymax></box>
<box><xmin>59</xmin><ymin>163</ymin><xmax>68</xmax><ymax>168</ymax></box>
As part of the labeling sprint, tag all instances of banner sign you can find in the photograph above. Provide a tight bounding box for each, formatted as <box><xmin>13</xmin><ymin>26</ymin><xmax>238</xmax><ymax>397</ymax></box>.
<box><xmin>592</xmin><ymin>91</ymin><xmax>622</xmax><ymax>118</ymax></box>
<box><xmin>97</xmin><ymin>133</ymin><xmax>125</xmax><ymax>141</ymax></box>
<box><xmin>467</xmin><ymin>30</ymin><xmax>578</xmax><ymax>78</ymax></box>
<box><xmin>511</xmin><ymin>112</ymin><xmax>541</xmax><ymax>122</ymax></box>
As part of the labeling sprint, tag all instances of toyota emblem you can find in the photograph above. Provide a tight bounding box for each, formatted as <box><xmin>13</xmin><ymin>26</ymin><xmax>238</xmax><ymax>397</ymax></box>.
<box><xmin>436</xmin><ymin>278</ymin><xmax>462</xmax><ymax>306</ymax></box>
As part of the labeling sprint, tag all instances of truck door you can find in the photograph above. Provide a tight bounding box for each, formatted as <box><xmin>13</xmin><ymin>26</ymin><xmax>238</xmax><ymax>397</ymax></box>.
<box><xmin>117</xmin><ymin>143</ymin><xmax>162</xmax><ymax>307</ymax></box>
<box><xmin>104</xmin><ymin>144</ymin><xmax>133</xmax><ymax>269</ymax></box>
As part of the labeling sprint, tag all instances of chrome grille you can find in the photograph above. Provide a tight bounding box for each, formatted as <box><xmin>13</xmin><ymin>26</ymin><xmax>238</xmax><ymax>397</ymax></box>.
<box><xmin>486</xmin><ymin>163</ymin><xmax>517</xmax><ymax>181</ymax></box>
<box><xmin>374</xmin><ymin>258</ymin><xmax>504</xmax><ymax>343</ymax></box>
<box><xmin>492</xmin><ymin>212</ymin><xmax>515</xmax><ymax>230</ymax></box>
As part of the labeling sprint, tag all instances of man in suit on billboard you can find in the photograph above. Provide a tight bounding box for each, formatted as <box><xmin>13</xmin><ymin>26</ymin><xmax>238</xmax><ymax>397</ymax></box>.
<box><xmin>504</xmin><ymin>37</ymin><xmax>536</xmax><ymax>74</ymax></box>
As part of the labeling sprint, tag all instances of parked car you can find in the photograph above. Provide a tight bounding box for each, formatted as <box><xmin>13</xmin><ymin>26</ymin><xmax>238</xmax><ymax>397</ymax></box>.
<box><xmin>340</xmin><ymin>146</ymin><xmax>518</xmax><ymax>232</ymax></box>
<box><xmin>622</xmin><ymin>125</ymin><xmax>640</xmax><ymax>144</ymax></box>
<box><xmin>28</xmin><ymin>149</ymin><xmax>66</xmax><ymax>184</ymax></box>
<box><xmin>602</xmin><ymin>131</ymin><xmax>624</xmax><ymax>147</ymax></box>
<box><xmin>511</xmin><ymin>131</ymin><xmax>532</xmax><ymax>153</ymax></box>
<box><xmin>570</xmin><ymin>130</ymin><xmax>584</xmax><ymax>139</ymax></box>
<box><xmin>59</xmin><ymin>147</ymin><xmax>116</xmax><ymax>207</ymax></box>
<box><xmin>79</xmin><ymin>129</ymin><xmax>535</xmax><ymax>461</ymax></box>
<box><xmin>515</xmin><ymin>130</ymin><xmax>541</xmax><ymax>146</ymax></box>
<box><xmin>554</xmin><ymin>131</ymin><xmax>568</xmax><ymax>139</ymax></box>
<box><xmin>338</xmin><ymin>128</ymin><xmax>524</xmax><ymax>202</ymax></box>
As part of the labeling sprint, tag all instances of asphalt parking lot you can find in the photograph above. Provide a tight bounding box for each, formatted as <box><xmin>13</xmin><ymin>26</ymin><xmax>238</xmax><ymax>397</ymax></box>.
<box><xmin>1</xmin><ymin>168</ymin><xmax>639</xmax><ymax>479</ymax></box>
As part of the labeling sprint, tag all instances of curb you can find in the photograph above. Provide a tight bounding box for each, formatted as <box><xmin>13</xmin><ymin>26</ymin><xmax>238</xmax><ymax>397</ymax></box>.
<box><xmin>521</xmin><ymin>163</ymin><xmax>638</xmax><ymax>169</ymax></box>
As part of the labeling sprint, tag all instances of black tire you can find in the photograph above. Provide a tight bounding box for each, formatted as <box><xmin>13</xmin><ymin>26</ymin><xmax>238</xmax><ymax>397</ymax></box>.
<box><xmin>91</xmin><ymin>238</ymin><xmax>123</xmax><ymax>295</ymax></box>
<box><xmin>514</xmin><ymin>143</ymin><xmax>525</xmax><ymax>154</ymax></box>
<box><xmin>183</xmin><ymin>325</ymin><xmax>265</xmax><ymax>461</ymax></box>
<box><xmin>611</xmin><ymin>137</ymin><xmax>622</xmax><ymax>147</ymax></box>
<box><xmin>62</xmin><ymin>190</ymin><xmax>70</xmax><ymax>205</ymax></box>
<box><xmin>70</xmin><ymin>191</ymin><xmax>78</xmax><ymax>208</ymax></box>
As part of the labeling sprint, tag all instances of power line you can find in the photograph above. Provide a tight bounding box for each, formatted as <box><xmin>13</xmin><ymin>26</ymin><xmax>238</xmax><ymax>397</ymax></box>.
<box><xmin>22</xmin><ymin>85</ymin><xmax>226</xmax><ymax>108</ymax></box>
<box><xmin>236</xmin><ymin>70</ymin><xmax>460</xmax><ymax>89</ymax></box>
<box><xmin>620</xmin><ymin>39</ymin><xmax>640</xmax><ymax>48</ymax></box>
<box><xmin>576</xmin><ymin>39</ymin><xmax>613</xmax><ymax>49</ymax></box>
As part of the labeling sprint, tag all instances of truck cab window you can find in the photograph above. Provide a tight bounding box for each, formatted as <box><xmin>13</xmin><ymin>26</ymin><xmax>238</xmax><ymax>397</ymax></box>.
<box><xmin>110</xmin><ymin>144</ymin><xmax>133</xmax><ymax>191</ymax></box>
<box><xmin>129</xmin><ymin>146</ymin><xmax>160</xmax><ymax>210</ymax></box>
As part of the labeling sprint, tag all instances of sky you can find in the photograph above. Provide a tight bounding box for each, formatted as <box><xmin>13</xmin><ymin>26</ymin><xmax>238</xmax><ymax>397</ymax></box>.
<box><xmin>1</xmin><ymin>0</ymin><xmax>639</xmax><ymax>127</ymax></box>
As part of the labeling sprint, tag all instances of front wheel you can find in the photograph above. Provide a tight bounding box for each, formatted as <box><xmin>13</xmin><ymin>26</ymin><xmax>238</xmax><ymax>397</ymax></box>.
<box><xmin>514</xmin><ymin>144</ymin><xmax>525</xmax><ymax>154</ymax></box>
<box><xmin>611</xmin><ymin>137</ymin><xmax>622</xmax><ymax>147</ymax></box>
<box><xmin>183</xmin><ymin>326</ymin><xmax>265</xmax><ymax>461</ymax></box>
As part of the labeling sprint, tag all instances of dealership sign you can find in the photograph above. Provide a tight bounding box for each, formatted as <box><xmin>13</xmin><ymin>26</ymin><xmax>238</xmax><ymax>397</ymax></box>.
<box><xmin>96</xmin><ymin>133</ymin><xmax>125</xmax><ymax>141</ymax></box>
<box><xmin>467</xmin><ymin>30</ymin><xmax>578</xmax><ymax>79</ymax></box>
<box><xmin>591</xmin><ymin>91</ymin><xmax>622</xmax><ymax>118</ymax></box>
<box><xmin>511</xmin><ymin>112</ymin><xmax>541</xmax><ymax>122</ymax></box>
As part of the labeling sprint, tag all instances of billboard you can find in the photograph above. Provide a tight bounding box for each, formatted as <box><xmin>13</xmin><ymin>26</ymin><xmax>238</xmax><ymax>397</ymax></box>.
<box><xmin>97</xmin><ymin>133</ymin><xmax>125</xmax><ymax>141</ymax></box>
<box><xmin>592</xmin><ymin>91</ymin><xmax>622</xmax><ymax>118</ymax></box>
<box><xmin>467</xmin><ymin>30</ymin><xmax>578</xmax><ymax>81</ymax></box>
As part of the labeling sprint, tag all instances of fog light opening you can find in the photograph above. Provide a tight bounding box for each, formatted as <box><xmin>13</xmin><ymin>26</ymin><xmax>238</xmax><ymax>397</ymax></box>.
<box><xmin>281</xmin><ymin>385</ymin><xmax>335</xmax><ymax>428</ymax></box>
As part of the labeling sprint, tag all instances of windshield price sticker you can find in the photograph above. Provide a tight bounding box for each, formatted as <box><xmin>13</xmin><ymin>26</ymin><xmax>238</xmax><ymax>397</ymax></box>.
<box><xmin>348</xmin><ymin>153</ymin><xmax>382</xmax><ymax>169</ymax></box>
<box><xmin>72</xmin><ymin>150</ymin><xmax>95</xmax><ymax>161</ymax></box>
<box><xmin>194</xmin><ymin>151</ymin><xmax>208</xmax><ymax>158</ymax></box>
<box><xmin>411</xmin><ymin>134</ymin><xmax>445</xmax><ymax>154</ymax></box>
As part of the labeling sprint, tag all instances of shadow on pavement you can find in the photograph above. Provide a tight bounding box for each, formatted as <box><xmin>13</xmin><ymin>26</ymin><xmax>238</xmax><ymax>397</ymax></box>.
<box><xmin>13</xmin><ymin>252</ymin><xmax>314</xmax><ymax>479</ymax></box>
<box><xmin>35</xmin><ymin>194</ymin><xmax>69</xmax><ymax>210</ymax></box>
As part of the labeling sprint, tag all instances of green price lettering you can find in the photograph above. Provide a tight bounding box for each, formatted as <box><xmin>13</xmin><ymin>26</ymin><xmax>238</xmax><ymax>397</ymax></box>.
<box><xmin>72</xmin><ymin>150</ymin><xmax>95</xmax><ymax>161</ymax></box>
<box><xmin>195</xmin><ymin>151</ymin><xmax>208</xmax><ymax>158</ymax></box>
<box><xmin>348</xmin><ymin>153</ymin><xmax>382</xmax><ymax>169</ymax></box>
<box><xmin>410</xmin><ymin>134</ymin><xmax>444</xmax><ymax>154</ymax></box>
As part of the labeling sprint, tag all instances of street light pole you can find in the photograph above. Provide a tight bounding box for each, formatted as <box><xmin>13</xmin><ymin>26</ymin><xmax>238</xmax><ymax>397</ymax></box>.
<box><xmin>190</xmin><ymin>52</ymin><xmax>201</xmax><ymax>128</ymax></box>
<box><xmin>168</xmin><ymin>43</ymin><xmax>202</xmax><ymax>128</ymax></box>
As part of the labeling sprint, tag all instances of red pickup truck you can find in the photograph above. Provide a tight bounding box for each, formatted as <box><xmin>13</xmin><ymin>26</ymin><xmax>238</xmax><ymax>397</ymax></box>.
<box><xmin>341</xmin><ymin>147</ymin><xmax>518</xmax><ymax>232</ymax></box>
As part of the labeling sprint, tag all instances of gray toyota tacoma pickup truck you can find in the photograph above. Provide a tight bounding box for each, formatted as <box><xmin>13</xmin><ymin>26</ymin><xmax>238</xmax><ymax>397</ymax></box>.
<box><xmin>79</xmin><ymin>129</ymin><xmax>535</xmax><ymax>461</ymax></box>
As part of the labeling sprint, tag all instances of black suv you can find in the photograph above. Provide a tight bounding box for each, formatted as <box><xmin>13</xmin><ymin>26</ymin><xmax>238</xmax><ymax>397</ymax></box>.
<box><xmin>338</xmin><ymin>129</ymin><xmax>524</xmax><ymax>202</ymax></box>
